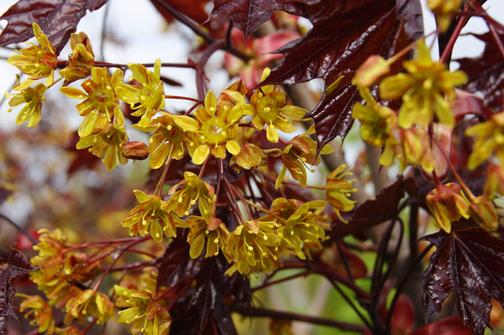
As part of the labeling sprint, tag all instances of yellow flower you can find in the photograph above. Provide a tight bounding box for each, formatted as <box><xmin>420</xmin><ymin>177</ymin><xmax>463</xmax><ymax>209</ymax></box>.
<box><xmin>250</xmin><ymin>69</ymin><xmax>306</xmax><ymax>143</ymax></box>
<box><xmin>122</xmin><ymin>190</ymin><xmax>182</xmax><ymax>242</ymax></box>
<box><xmin>225</xmin><ymin>220</ymin><xmax>282</xmax><ymax>275</ymax></box>
<box><xmin>191</xmin><ymin>90</ymin><xmax>247</xmax><ymax>164</ymax></box>
<box><xmin>65</xmin><ymin>289</ymin><xmax>114</xmax><ymax>324</ymax></box>
<box><xmin>136</xmin><ymin>112</ymin><xmax>199</xmax><ymax>169</ymax></box>
<box><xmin>426</xmin><ymin>183</ymin><xmax>471</xmax><ymax>233</ymax></box>
<box><xmin>19</xmin><ymin>295</ymin><xmax>56</xmax><ymax>334</ymax></box>
<box><xmin>116</xmin><ymin>59</ymin><xmax>165</xmax><ymax>120</ymax></box>
<box><xmin>400</xmin><ymin>126</ymin><xmax>435</xmax><ymax>173</ymax></box>
<box><xmin>326</xmin><ymin>165</ymin><xmax>356</xmax><ymax>222</ymax></box>
<box><xmin>167</xmin><ymin>171</ymin><xmax>216</xmax><ymax>219</ymax></box>
<box><xmin>465</xmin><ymin>111</ymin><xmax>504</xmax><ymax>170</ymax></box>
<box><xmin>484</xmin><ymin>163</ymin><xmax>504</xmax><ymax>199</ymax></box>
<box><xmin>8</xmin><ymin>23</ymin><xmax>57</xmax><ymax>81</ymax></box>
<box><xmin>428</xmin><ymin>0</ymin><xmax>462</xmax><ymax>32</ymax></box>
<box><xmin>231</xmin><ymin>143</ymin><xmax>265</xmax><ymax>169</ymax></box>
<box><xmin>7</xmin><ymin>80</ymin><xmax>46</xmax><ymax>128</ymax></box>
<box><xmin>186</xmin><ymin>216</ymin><xmax>230</xmax><ymax>258</ymax></box>
<box><xmin>352</xmin><ymin>87</ymin><xmax>397</xmax><ymax>165</ymax></box>
<box><xmin>60</xmin><ymin>32</ymin><xmax>95</xmax><ymax>83</ymax></box>
<box><xmin>379</xmin><ymin>40</ymin><xmax>467</xmax><ymax>128</ymax></box>
<box><xmin>264</xmin><ymin>198</ymin><xmax>329</xmax><ymax>259</ymax></box>
<box><xmin>275</xmin><ymin>128</ymin><xmax>331</xmax><ymax>188</ymax></box>
<box><xmin>114</xmin><ymin>285</ymin><xmax>171</xmax><ymax>335</ymax></box>
<box><xmin>469</xmin><ymin>196</ymin><xmax>498</xmax><ymax>232</ymax></box>
<box><xmin>76</xmin><ymin>120</ymin><xmax>128</xmax><ymax>170</ymax></box>
<box><xmin>60</xmin><ymin>67</ymin><xmax>124</xmax><ymax>136</ymax></box>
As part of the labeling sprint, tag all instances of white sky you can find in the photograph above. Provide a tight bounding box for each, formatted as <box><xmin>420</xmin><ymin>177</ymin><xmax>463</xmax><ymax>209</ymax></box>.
<box><xmin>0</xmin><ymin>0</ymin><xmax>502</xmax><ymax>129</ymax></box>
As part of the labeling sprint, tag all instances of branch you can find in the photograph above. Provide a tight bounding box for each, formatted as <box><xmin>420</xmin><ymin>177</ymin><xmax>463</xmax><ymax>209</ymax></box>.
<box><xmin>0</xmin><ymin>213</ymin><xmax>37</xmax><ymax>245</ymax></box>
<box><xmin>234</xmin><ymin>306</ymin><xmax>365</xmax><ymax>333</ymax></box>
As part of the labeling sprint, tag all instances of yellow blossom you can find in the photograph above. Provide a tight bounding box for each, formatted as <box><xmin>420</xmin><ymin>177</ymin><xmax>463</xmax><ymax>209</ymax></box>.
<box><xmin>326</xmin><ymin>165</ymin><xmax>356</xmax><ymax>222</ymax></box>
<box><xmin>167</xmin><ymin>171</ymin><xmax>216</xmax><ymax>219</ymax></box>
<box><xmin>469</xmin><ymin>195</ymin><xmax>498</xmax><ymax>232</ymax></box>
<box><xmin>400</xmin><ymin>126</ymin><xmax>435</xmax><ymax>173</ymax></box>
<box><xmin>186</xmin><ymin>216</ymin><xmax>230</xmax><ymax>258</ymax></box>
<box><xmin>60</xmin><ymin>32</ymin><xmax>95</xmax><ymax>83</ymax></box>
<box><xmin>465</xmin><ymin>111</ymin><xmax>504</xmax><ymax>170</ymax></box>
<box><xmin>60</xmin><ymin>67</ymin><xmax>124</xmax><ymax>136</ymax></box>
<box><xmin>232</xmin><ymin>143</ymin><xmax>265</xmax><ymax>170</ymax></box>
<box><xmin>114</xmin><ymin>285</ymin><xmax>171</xmax><ymax>335</ymax></box>
<box><xmin>250</xmin><ymin>68</ymin><xmax>306</xmax><ymax>143</ymax></box>
<box><xmin>380</xmin><ymin>40</ymin><xmax>467</xmax><ymax>128</ymax></box>
<box><xmin>116</xmin><ymin>59</ymin><xmax>165</xmax><ymax>120</ymax></box>
<box><xmin>8</xmin><ymin>23</ymin><xmax>57</xmax><ymax>82</ymax></box>
<box><xmin>225</xmin><ymin>219</ymin><xmax>282</xmax><ymax>275</ymax></box>
<box><xmin>352</xmin><ymin>87</ymin><xmax>397</xmax><ymax>165</ymax></box>
<box><xmin>191</xmin><ymin>90</ymin><xmax>247</xmax><ymax>164</ymax></box>
<box><xmin>19</xmin><ymin>295</ymin><xmax>56</xmax><ymax>334</ymax></box>
<box><xmin>7</xmin><ymin>80</ymin><xmax>46</xmax><ymax>128</ymax></box>
<box><xmin>135</xmin><ymin>112</ymin><xmax>199</xmax><ymax>169</ymax></box>
<box><xmin>76</xmin><ymin>120</ymin><xmax>128</xmax><ymax>170</ymax></box>
<box><xmin>426</xmin><ymin>183</ymin><xmax>471</xmax><ymax>233</ymax></box>
<box><xmin>65</xmin><ymin>289</ymin><xmax>114</xmax><ymax>324</ymax></box>
<box><xmin>428</xmin><ymin>0</ymin><xmax>462</xmax><ymax>32</ymax></box>
<box><xmin>121</xmin><ymin>190</ymin><xmax>182</xmax><ymax>242</ymax></box>
<box><xmin>263</xmin><ymin>198</ymin><xmax>329</xmax><ymax>259</ymax></box>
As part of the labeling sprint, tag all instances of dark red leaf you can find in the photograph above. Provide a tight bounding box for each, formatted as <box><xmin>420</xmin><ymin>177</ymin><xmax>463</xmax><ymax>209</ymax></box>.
<box><xmin>150</xmin><ymin>0</ymin><xmax>209</xmax><ymax>25</ymax></box>
<box><xmin>423</xmin><ymin>224</ymin><xmax>504</xmax><ymax>335</ymax></box>
<box><xmin>0</xmin><ymin>248</ymin><xmax>34</xmax><ymax>335</ymax></box>
<box><xmin>412</xmin><ymin>316</ymin><xmax>472</xmax><ymax>335</ymax></box>
<box><xmin>331</xmin><ymin>177</ymin><xmax>412</xmax><ymax>238</ymax></box>
<box><xmin>457</xmin><ymin>31</ymin><xmax>504</xmax><ymax>111</ymax></box>
<box><xmin>262</xmin><ymin>0</ymin><xmax>423</xmax><ymax>147</ymax></box>
<box><xmin>452</xmin><ymin>90</ymin><xmax>493</xmax><ymax>121</ymax></box>
<box><xmin>0</xmin><ymin>0</ymin><xmax>107</xmax><ymax>53</ymax></box>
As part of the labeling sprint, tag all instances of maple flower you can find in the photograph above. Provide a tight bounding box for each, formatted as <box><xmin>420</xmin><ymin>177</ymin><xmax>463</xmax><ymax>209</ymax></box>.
<box><xmin>428</xmin><ymin>0</ymin><xmax>462</xmax><ymax>32</ymax></box>
<box><xmin>484</xmin><ymin>163</ymin><xmax>504</xmax><ymax>199</ymax></box>
<box><xmin>250</xmin><ymin>68</ymin><xmax>306</xmax><ymax>143</ymax></box>
<box><xmin>469</xmin><ymin>195</ymin><xmax>498</xmax><ymax>232</ymax></box>
<box><xmin>379</xmin><ymin>40</ymin><xmax>467</xmax><ymax>128</ymax></box>
<box><xmin>8</xmin><ymin>23</ymin><xmax>57</xmax><ymax>81</ymax></box>
<box><xmin>7</xmin><ymin>80</ymin><xmax>46</xmax><ymax>128</ymax></box>
<box><xmin>114</xmin><ymin>285</ymin><xmax>172</xmax><ymax>335</ymax></box>
<box><xmin>167</xmin><ymin>171</ymin><xmax>216</xmax><ymax>219</ymax></box>
<box><xmin>399</xmin><ymin>126</ymin><xmax>435</xmax><ymax>173</ymax></box>
<box><xmin>191</xmin><ymin>90</ymin><xmax>246</xmax><ymax>164</ymax></box>
<box><xmin>65</xmin><ymin>289</ymin><xmax>114</xmax><ymax>324</ymax></box>
<box><xmin>263</xmin><ymin>198</ymin><xmax>329</xmax><ymax>259</ymax></box>
<box><xmin>326</xmin><ymin>165</ymin><xmax>357</xmax><ymax>222</ymax></box>
<box><xmin>116</xmin><ymin>59</ymin><xmax>165</xmax><ymax>120</ymax></box>
<box><xmin>60</xmin><ymin>32</ymin><xmax>95</xmax><ymax>83</ymax></box>
<box><xmin>76</xmin><ymin>121</ymin><xmax>128</xmax><ymax>171</ymax></box>
<box><xmin>136</xmin><ymin>112</ymin><xmax>199</xmax><ymax>169</ymax></box>
<box><xmin>352</xmin><ymin>87</ymin><xmax>397</xmax><ymax>165</ymax></box>
<box><xmin>426</xmin><ymin>183</ymin><xmax>471</xmax><ymax>233</ymax></box>
<box><xmin>121</xmin><ymin>190</ymin><xmax>182</xmax><ymax>242</ymax></box>
<box><xmin>60</xmin><ymin>67</ymin><xmax>124</xmax><ymax>137</ymax></box>
<box><xmin>225</xmin><ymin>219</ymin><xmax>282</xmax><ymax>275</ymax></box>
<box><xmin>465</xmin><ymin>111</ymin><xmax>504</xmax><ymax>170</ymax></box>
<box><xmin>232</xmin><ymin>143</ymin><xmax>265</xmax><ymax>170</ymax></box>
<box><xmin>19</xmin><ymin>295</ymin><xmax>56</xmax><ymax>334</ymax></box>
<box><xmin>275</xmin><ymin>128</ymin><xmax>332</xmax><ymax>187</ymax></box>
<box><xmin>186</xmin><ymin>216</ymin><xmax>230</xmax><ymax>258</ymax></box>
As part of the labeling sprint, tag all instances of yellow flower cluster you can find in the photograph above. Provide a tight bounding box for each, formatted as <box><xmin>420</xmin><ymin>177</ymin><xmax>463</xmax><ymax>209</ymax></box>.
<box><xmin>352</xmin><ymin>40</ymin><xmax>467</xmax><ymax>172</ymax></box>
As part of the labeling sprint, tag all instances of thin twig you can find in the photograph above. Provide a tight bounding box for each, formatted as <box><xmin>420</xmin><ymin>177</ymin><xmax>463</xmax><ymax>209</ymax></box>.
<box><xmin>99</xmin><ymin>0</ymin><xmax>111</xmax><ymax>61</ymax></box>
<box><xmin>0</xmin><ymin>213</ymin><xmax>37</xmax><ymax>245</ymax></box>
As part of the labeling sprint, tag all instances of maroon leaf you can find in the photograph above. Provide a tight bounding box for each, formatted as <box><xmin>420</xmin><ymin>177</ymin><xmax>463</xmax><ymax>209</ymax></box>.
<box><xmin>64</xmin><ymin>131</ymin><xmax>100</xmax><ymax>175</ymax></box>
<box><xmin>0</xmin><ymin>188</ymin><xmax>11</xmax><ymax>206</ymax></box>
<box><xmin>457</xmin><ymin>31</ymin><xmax>504</xmax><ymax>111</ymax></box>
<box><xmin>0</xmin><ymin>0</ymin><xmax>108</xmax><ymax>53</ymax></box>
<box><xmin>331</xmin><ymin>177</ymin><xmax>412</xmax><ymax>238</ymax></box>
<box><xmin>150</xmin><ymin>0</ymin><xmax>209</xmax><ymax>25</ymax></box>
<box><xmin>262</xmin><ymin>0</ymin><xmax>423</xmax><ymax>147</ymax></box>
<box><xmin>423</xmin><ymin>224</ymin><xmax>504</xmax><ymax>335</ymax></box>
<box><xmin>412</xmin><ymin>316</ymin><xmax>473</xmax><ymax>335</ymax></box>
<box><xmin>0</xmin><ymin>248</ymin><xmax>34</xmax><ymax>335</ymax></box>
